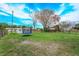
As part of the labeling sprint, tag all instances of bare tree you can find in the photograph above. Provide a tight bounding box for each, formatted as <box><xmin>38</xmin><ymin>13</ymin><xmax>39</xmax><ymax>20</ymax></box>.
<box><xmin>30</xmin><ymin>11</ymin><xmax>39</xmax><ymax>29</ymax></box>
<box><xmin>48</xmin><ymin>15</ymin><xmax>60</xmax><ymax>31</ymax></box>
<box><xmin>38</xmin><ymin>9</ymin><xmax>54</xmax><ymax>31</ymax></box>
<box><xmin>74</xmin><ymin>23</ymin><xmax>79</xmax><ymax>29</ymax></box>
<box><xmin>31</xmin><ymin>9</ymin><xmax>60</xmax><ymax>31</ymax></box>
<box><xmin>59</xmin><ymin>21</ymin><xmax>73</xmax><ymax>32</ymax></box>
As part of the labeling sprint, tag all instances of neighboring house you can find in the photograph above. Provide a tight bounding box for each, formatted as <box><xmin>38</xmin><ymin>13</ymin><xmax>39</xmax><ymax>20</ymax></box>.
<box><xmin>6</xmin><ymin>27</ymin><xmax>32</xmax><ymax>34</ymax></box>
<box><xmin>6</xmin><ymin>28</ymin><xmax>22</xmax><ymax>33</ymax></box>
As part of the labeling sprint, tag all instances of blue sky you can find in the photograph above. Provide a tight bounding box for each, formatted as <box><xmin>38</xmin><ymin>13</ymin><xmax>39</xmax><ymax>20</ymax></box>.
<box><xmin>0</xmin><ymin>3</ymin><xmax>79</xmax><ymax>28</ymax></box>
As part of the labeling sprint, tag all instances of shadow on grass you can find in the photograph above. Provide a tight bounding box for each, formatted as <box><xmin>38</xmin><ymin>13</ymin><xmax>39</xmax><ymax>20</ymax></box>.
<box><xmin>22</xmin><ymin>34</ymin><xmax>32</xmax><ymax>37</ymax></box>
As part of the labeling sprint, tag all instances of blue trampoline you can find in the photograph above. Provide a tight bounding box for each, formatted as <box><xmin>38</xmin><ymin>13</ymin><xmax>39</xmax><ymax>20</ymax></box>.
<box><xmin>22</xmin><ymin>27</ymin><xmax>32</xmax><ymax>35</ymax></box>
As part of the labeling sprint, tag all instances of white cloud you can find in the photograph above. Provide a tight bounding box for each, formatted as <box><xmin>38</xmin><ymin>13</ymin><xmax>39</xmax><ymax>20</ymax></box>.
<box><xmin>0</xmin><ymin>12</ymin><xmax>9</xmax><ymax>16</ymax></box>
<box><xmin>0</xmin><ymin>3</ymin><xmax>31</xmax><ymax>19</ymax></box>
<box><xmin>22</xmin><ymin>20</ymin><xmax>33</xmax><ymax>25</ymax></box>
<box><xmin>61</xmin><ymin>11</ymin><xmax>79</xmax><ymax>21</ymax></box>
<box><xmin>25</xmin><ymin>6</ymin><xmax>34</xmax><ymax>13</ymax></box>
<box><xmin>30</xmin><ymin>9</ymin><xmax>34</xmax><ymax>12</ymax></box>
<box><xmin>60</xmin><ymin>3</ymin><xmax>79</xmax><ymax>23</ymax></box>
<box><xmin>8</xmin><ymin>22</ymin><xmax>20</xmax><ymax>25</ymax></box>
<box><xmin>36</xmin><ymin>7</ymin><xmax>41</xmax><ymax>11</ymax></box>
<box><xmin>70</xmin><ymin>3</ymin><xmax>79</xmax><ymax>10</ymax></box>
<box><xmin>55</xmin><ymin>3</ymin><xmax>65</xmax><ymax>15</ymax></box>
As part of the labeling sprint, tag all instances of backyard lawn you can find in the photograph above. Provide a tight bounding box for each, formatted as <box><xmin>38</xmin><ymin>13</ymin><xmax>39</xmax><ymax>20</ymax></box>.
<box><xmin>0</xmin><ymin>32</ymin><xmax>79</xmax><ymax>56</ymax></box>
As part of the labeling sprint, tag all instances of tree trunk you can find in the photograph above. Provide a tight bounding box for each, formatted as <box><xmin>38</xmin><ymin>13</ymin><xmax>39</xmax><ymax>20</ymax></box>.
<box><xmin>43</xmin><ymin>27</ymin><xmax>49</xmax><ymax>32</ymax></box>
<box><xmin>56</xmin><ymin>25</ymin><xmax>60</xmax><ymax>31</ymax></box>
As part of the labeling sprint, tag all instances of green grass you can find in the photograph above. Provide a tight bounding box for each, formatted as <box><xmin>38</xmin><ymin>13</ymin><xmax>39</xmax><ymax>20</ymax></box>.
<box><xmin>0</xmin><ymin>32</ymin><xmax>79</xmax><ymax>56</ymax></box>
<box><xmin>27</xmin><ymin>32</ymin><xmax>79</xmax><ymax>41</ymax></box>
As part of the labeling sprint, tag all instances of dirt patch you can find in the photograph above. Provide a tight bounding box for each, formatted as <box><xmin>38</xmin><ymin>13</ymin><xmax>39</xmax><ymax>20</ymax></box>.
<box><xmin>21</xmin><ymin>40</ymin><xmax>33</xmax><ymax>44</ymax></box>
<box><xmin>21</xmin><ymin>40</ymin><xmax>60</xmax><ymax>50</ymax></box>
<box><xmin>20</xmin><ymin>40</ymin><xmax>72</xmax><ymax>55</ymax></box>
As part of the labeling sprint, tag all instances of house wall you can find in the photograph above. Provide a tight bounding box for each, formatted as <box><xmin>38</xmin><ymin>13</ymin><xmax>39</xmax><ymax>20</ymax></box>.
<box><xmin>6</xmin><ymin>28</ymin><xmax>32</xmax><ymax>34</ymax></box>
<box><xmin>6</xmin><ymin>28</ymin><xmax>22</xmax><ymax>34</ymax></box>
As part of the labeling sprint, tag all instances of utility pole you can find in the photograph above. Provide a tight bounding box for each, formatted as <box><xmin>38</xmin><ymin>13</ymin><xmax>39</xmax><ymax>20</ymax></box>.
<box><xmin>12</xmin><ymin>10</ymin><xmax>14</xmax><ymax>27</ymax></box>
<box><xmin>11</xmin><ymin>10</ymin><xmax>14</xmax><ymax>32</ymax></box>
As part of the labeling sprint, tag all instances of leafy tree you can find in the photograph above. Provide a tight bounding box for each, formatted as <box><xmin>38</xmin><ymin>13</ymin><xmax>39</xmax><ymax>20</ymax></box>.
<box><xmin>0</xmin><ymin>23</ymin><xmax>9</xmax><ymax>29</ymax></box>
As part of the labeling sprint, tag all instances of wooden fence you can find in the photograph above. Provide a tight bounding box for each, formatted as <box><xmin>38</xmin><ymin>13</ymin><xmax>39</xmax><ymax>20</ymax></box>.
<box><xmin>0</xmin><ymin>30</ymin><xmax>7</xmax><ymax>37</ymax></box>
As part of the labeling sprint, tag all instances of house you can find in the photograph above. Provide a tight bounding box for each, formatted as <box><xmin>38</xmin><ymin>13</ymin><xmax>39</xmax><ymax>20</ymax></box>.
<box><xmin>6</xmin><ymin>28</ymin><xmax>22</xmax><ymax>33</ymax></box>
<box><xmin>6</xmin><ymin>27</ymin><xmax>32</xmax><ymax>35</ymax></box>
